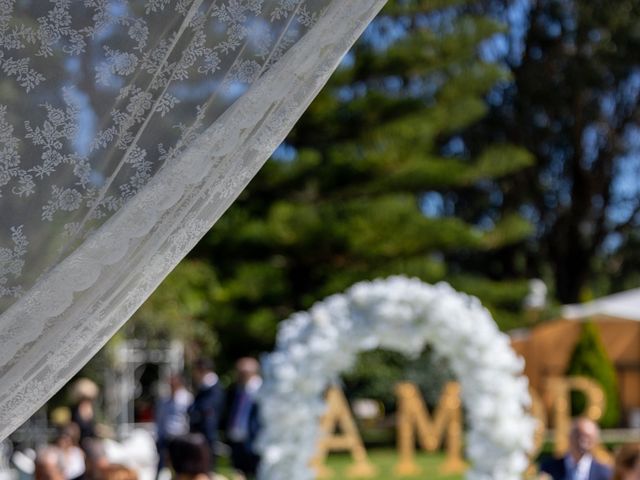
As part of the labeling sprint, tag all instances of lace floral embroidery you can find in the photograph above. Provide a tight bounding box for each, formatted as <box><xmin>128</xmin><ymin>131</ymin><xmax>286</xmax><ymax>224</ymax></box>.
<box><xmin>0</xmin><ymin>226</ymin><xmax>28</xmax><ymax>298</ymax></box>
<box><xmin>0</xmin><ymin>106</ymin><xmax>33</xmax><ymax>198</ymax></box>
<box><xmin>0</xmin><ymin>0</ymin><xmax>329</xmax><ymax>302</ymax></box>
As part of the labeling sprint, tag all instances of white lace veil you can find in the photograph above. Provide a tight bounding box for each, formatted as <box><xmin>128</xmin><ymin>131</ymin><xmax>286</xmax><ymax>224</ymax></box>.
<box><xmin>0</xmin><ymin>0</ymin><xmax>386</xmax><ymax>440</ymax></box>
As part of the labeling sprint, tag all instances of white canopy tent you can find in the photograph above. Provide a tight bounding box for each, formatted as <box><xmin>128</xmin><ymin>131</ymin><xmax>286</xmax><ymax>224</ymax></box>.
<box><xmin>562</xmin><ymin>288</ymin><xmax>640</xmax><ymax>321</ymax></box>
<box><xmin>513</xmin><ymin>287</ymin><xmax>640</xmax><ymax>427</ymax></box>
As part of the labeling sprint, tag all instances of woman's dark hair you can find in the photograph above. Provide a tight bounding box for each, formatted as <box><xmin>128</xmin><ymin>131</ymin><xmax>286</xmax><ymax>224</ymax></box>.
<box><xmin>167</xmin><ymin>434</ymin><xmax>210</xmax><ymax>476</ymax></box>
<box><xmin>55</xmin><ymin>422</ymin><xmax>80</xmax><ymax>444</ymax></box>
<box><xmin>193</xmin><ymin>358</ymin><xmax>214</xmax><ymax>372</ymax></box>
<box><xmin>613</xmin><ymin>444</ymin><xmax>640</xmax><ymax>480</ymax></box>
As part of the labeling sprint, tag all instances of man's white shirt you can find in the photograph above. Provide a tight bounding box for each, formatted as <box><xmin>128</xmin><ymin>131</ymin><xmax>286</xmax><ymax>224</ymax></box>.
<box><xmin>564</xmin><ymin>453</ymin><xmax>592</xmax><ymax>480</ymax></box>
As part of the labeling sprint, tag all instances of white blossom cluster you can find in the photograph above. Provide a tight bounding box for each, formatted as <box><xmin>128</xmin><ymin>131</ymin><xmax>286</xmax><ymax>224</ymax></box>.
<box><xmin>256</xmin><ymin>276</ymin><xmax>536</xmax><ymax>480</ymax></box>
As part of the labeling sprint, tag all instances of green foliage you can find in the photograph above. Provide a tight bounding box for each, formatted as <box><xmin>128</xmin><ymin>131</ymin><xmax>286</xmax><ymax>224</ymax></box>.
<box><xmin>566</xmin><ymin>322</ymin><xmax>621</xmax><ymax>427</ymax></box>
<box><xmin>465</xmin><ymin>0</ymin><xmax>640</xmax><ymax>303</ymax></box>
<box><xmin>106</xmin><ymin>0</ymin><xmax>537</xmax><ymax>375</ymax></box>
<box><xmin>342</xmin><ymin>348</ymin><xmax>454</xmax><ymax>412</ymax></box>
<box><xmin>125</xmin><ymin>260</ymin><xmax>220</xmax><ymax>358</ymax></box>
<box><xmin>447</xmin><ymin>275</ymin><xmax>532</xmax><ymax>329</ymax></box>
<box><xmin>182</xmin><ymin>0</ymin><xmax>536</xmax><ymax>367</ymax></box>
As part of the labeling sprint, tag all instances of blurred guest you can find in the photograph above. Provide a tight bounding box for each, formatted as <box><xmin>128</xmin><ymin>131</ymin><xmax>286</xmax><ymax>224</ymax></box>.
<box><xmin>613</xmin><ymin>444</ymin><xmax>640</xmax><ymax>480</ymax></box>
<box><xmin>224</xmin><ymin>358</ymin><xmax>262</xmax><ymax>478</ymax></box>
<box><xmin>135</xmin><ymin>400</ymin><xmax>154</xmax><ymax>424</ymax></box>
<box><xmin>97</xmin><ymin>430</ymin><xmax>157</xmax><ymax>480</ymax></box>
<box><xmin>82</xmin><ymin>439</ymin><xmax>110</xmax><ymax>480</ymax></box>
<box><xmin>156</xmin><ymin>375</ymin><xmax>193</xmax><ymax>470</ymax></box>
<box><xmin>540</xmin><ymin>417</ymin><xmax>612</xmax><ymax>480</ymax></box>
<box><xmin>167</xmin><ymin>434</ymin><xmax>210</xmax><ymax>480</ymax></box>
<box><xmin>70</xmin><ymin>379</ymin><xmax>100</xmax><ymax>442</ymax></box>
<box><xmin>188</xmin><ymin>359</ymin><xmax>225</xmax><ymax>471</ymax></box>
<box><xmin>54</xmin><ymin>423</ymin><xmax>86</xmax><ymax>480</ymax></box>
<box><xmin>102</xmin><ymin>465</ymin><xmax>137</xmax><ymax>480</ymax></box>
<box><xmin>34</xmin><ymin>447</ymin><xmax>65</xmax><ymax>480</ymax></box>
<box><xmin>71</xmin><ymin>397</ymin><xmax>96</xmax><ymax>442</ymax></box>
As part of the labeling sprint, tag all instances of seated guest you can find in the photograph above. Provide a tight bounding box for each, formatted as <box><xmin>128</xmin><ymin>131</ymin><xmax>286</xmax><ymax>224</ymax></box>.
<box><xmin>102</xmin><ymin>465</ymin><xmax>138</xmax><ymax>480</ymax></box>
<box><xmin>55</xmin><ymin>423</ymin><xmax>86</xmax><ymax>480</ymax></box>
<box><xmin>35</xmin><ymin>447</ymin><xmax>65</xmax><ymax>480</ymax></box>
<box><xmin>540</xmin><ymin>417</ymin><xmax>612</xmax><ymax>480</ymax></box>
<box><xmin>167</xmin><ymin>434</ymin><xmax>210</xmax><ymax>480</ymax></box>
<box><xmin>613</xmin><ymin>444</ymin><xmax>640</xmax><ymax>480</ymax></box>
<box><xmin>82</xmin><ymin>439</ymin><xmax>110</xmax><ymax>480</ymax></box>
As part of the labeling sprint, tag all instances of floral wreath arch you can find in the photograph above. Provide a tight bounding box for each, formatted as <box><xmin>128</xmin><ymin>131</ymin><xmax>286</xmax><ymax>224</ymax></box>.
<box><xmin>256</xmin><ymin>276</ymin><xmax>535</xmax><ymax>480</ymax></box>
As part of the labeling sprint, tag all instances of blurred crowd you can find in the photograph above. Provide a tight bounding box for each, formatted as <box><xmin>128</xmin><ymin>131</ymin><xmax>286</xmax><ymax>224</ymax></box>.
<box><xmin>17</xmin><ymin>363</ymin><xmax>640</xmax><ymax>480</ymax></box>
<box><xmin>157</xmin><ymin>357</ymin><xmax>262</xmax><ymax>479</ymax></box>
<box><xmin>22</xmin><ymin>357</ymin><xmax>262</xmax><ymax>480</ymax></box>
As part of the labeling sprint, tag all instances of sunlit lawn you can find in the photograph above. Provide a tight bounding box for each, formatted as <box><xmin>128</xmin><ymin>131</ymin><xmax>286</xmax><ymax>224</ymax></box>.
<box><xmin>218</xmin><ymin>450</ymin><xmax>464</xmax><ymax>479</ymax></box>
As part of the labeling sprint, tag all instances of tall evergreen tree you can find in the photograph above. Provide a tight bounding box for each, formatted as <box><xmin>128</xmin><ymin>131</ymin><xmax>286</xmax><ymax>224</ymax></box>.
<box><xmin>186</xmin><ymin>0</ymin><xmax>536</xmax><ymax>364</ymax></box>
<box><xmin>120</xmin><ymin>0</ymin><xmax>534</xmax><ymax>366</ymax></box>
<box><xmin>464</xmin><ymin>0</ymin><xmax>640</xmax><ymax>303</ymax></box>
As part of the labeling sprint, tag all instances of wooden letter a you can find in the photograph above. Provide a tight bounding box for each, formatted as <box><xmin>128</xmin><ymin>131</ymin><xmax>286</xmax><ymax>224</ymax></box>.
<box><xmin>311</xmin><ymin>386</ymin><xmax>377</xmax><ymax>478</ymax></box>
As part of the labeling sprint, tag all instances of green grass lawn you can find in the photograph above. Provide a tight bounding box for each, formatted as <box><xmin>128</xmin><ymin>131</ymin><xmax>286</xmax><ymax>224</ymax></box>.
<box><xmin>218</xmin><ymin>450</ymin><xmax>464</xmax><ymax>479</ymax></box>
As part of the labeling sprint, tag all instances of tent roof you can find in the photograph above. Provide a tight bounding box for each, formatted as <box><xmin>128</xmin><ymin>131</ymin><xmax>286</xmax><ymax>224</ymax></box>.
<box><xmin>562</xmin><ymin>288</ymin><xmax>640</xmax><ymax>321</ymax></box>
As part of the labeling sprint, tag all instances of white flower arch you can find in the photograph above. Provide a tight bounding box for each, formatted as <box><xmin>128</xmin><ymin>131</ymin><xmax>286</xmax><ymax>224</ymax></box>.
<box><xmin>257</xmin><ymin>276</ymin><xmax>535</xmax><ymax>480</ymax></box>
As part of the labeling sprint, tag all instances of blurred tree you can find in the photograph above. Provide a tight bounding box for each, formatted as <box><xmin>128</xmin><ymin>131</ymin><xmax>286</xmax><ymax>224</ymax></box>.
<box><xmin>464</xmin><ymin>0</ymin><xmax>640</xmax><ymax>303</ymax></box>
<box><xmin>566</xmin><ymin>321</ymin><xmax>620</xmax><ymax>428</ymax></box>
<box><xmin>185</xmin><ymin>0</ymin><xmax>535</xmax><ymax>365</ymax></box>
<box><xmin>125</xmin><ymin>260</ymin><xmax>221</xmax><ymax>358</ymax></box>
<box><xmin>606</xmin><ymin>230</ymin><xmax>640</xmax><ymax>294</ymax></box>
<box><xmin>342</xmin><ymin>348</ymin><xmax>454</xmax><ymax>412</ymax></box>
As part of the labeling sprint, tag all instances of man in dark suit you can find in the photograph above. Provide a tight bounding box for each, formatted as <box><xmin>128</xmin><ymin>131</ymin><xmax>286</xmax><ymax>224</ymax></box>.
<box><xmin>540</xmin><ymin>417</ymin><xmax>612</xmax><ymax>480</ymax></box>
<box><xmin>188</xmin><ymin>358</ymin><xmax>225</xmax><ymax>471</ymax></box>
<box><xmin>224</xmin><ymin>357</ymin><xmax>262</xmax><ymax>478</ymax></box>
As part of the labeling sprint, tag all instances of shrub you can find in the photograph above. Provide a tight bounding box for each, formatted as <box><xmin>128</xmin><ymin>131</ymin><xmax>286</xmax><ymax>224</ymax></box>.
<box><xmin>566</xmin><ymin>321</ymin><xmax>620</xmax><ymax>427</ymax></box>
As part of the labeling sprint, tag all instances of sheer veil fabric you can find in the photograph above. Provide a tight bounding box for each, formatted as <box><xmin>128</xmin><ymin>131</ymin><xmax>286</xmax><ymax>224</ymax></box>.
<box><xmin>0</xmin><ymin>0</ymin><xmax>386</xmax><ymax>439</ymax></box>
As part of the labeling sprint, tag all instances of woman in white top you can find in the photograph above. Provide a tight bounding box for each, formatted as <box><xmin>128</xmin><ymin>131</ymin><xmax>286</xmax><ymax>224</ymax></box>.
<box><xmin>55</xmin><ymin>423</ymin><xmax>86</xmax><ymax>480</ymax></box>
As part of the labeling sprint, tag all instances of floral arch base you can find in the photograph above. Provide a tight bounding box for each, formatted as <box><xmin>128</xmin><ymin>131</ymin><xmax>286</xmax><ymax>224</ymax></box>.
<box><xmin>256</xmin><ymin>276</ymin><xmax>535</xmax><ymax>480</ymax></box>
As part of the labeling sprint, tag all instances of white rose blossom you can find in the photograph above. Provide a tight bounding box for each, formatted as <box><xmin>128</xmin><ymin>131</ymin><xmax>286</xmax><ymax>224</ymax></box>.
<box><xmin>257</xmin><ymin>276</ymin><xmax>536</xmax><ymax>480</ymax></box>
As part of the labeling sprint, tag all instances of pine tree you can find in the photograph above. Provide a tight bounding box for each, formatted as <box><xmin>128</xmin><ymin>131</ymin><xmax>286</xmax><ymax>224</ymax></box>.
<box><xmin>177</xmin><ymin>0</ymin><xmax>537</xmax><ymax>364</ymax></box>
<box><xmin>566</xmin><ymin>321</ymin><xmax>621</xmax><ymax>427</ymax></box>
<box><xmin>464</xmin><ymin>0</ymin><xmax>640</xmax><ymax>303</ymax></box>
